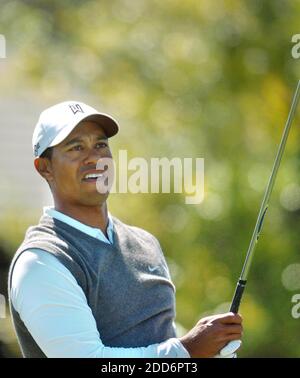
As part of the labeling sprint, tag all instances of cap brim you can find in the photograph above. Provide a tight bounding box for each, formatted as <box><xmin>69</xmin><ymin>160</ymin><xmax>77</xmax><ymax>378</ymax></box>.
<box><xmin>83</xmin><ymin>114</ymin><xmax>119</xmax><ymax>138</ymax></box>
<box><xmin>49</xmin><ymin>113</ymin><xmax>119</xmax><ymax>149</ymax></box>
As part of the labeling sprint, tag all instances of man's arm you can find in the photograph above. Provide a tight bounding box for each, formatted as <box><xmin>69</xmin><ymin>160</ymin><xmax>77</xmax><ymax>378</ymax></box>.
<box><xmin>151</xmin><ymin>235</ymin><xmax>243</xmax><ymax>358</ymax></box>
<box><xmin>11</xmin><ymin>249</ymin><xmax>190</xmax><ymax>358</ymax></box>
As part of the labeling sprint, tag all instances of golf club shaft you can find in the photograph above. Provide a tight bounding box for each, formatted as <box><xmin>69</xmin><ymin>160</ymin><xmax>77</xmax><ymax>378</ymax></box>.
<box><xmin>230</xmin><ymin>80</ymin><xmax>300</xmax><ymax>314</ymax></box>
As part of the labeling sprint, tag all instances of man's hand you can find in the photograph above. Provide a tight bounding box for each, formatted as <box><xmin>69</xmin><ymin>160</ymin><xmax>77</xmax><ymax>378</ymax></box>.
<box><xmin>179</xmin><ymin>312</ymin><xmax>243</xmax><ymax>358</ymax></box>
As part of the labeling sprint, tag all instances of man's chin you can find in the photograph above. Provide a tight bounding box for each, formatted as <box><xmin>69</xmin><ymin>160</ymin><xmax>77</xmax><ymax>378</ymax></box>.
<box><xmin>80</xmin><ymin>190</ymin><xmax>110</xmax><ymax>205</ymax></box>
<box><xmin>81</xmin><ymin>179</ymin><xmax>112</xmax><ymax>195</ymax></box>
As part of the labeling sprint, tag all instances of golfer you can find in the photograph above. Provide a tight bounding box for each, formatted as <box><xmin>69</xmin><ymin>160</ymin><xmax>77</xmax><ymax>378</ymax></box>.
<box><xmin>8</xmin><ymin>101</ymin><xmax>242</xmax><ymax>358</ymax></box>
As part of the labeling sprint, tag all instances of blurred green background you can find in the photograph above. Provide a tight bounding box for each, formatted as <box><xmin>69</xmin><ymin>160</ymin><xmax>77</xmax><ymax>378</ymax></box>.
<box><xmin>1</xmin><ymin>0</ymin><xmax>300</xmax><ymax>358</ymax></box>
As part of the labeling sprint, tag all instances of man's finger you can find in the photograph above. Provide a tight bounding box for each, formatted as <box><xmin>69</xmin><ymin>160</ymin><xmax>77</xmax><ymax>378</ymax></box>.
<box><xmin>226</xmin><ymin>334</ymin><xmax>243</xmax><ymax>342</ymax></box>
<box><xmin>218</xmin><ymin>312</ymin><xmax>243</xmax><ymax>324</ymax></box>
<box><xmin>223</xmin><ymin>324</ymin><xmax>243</xmax><ymax>335</ymax></box>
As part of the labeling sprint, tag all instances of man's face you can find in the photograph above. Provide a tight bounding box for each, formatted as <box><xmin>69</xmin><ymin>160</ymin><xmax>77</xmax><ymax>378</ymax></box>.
<box><xmin>41</xmin><ymin>121</ymin><xmax>113</xmax><ymax>207</ymax></box>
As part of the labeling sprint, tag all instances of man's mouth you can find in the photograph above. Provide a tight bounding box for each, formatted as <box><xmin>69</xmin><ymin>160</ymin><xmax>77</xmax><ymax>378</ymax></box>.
<box><xmin>82</xmin><ymin>172</ymin><xmax>105</xmax><ymax>182</ymax></box>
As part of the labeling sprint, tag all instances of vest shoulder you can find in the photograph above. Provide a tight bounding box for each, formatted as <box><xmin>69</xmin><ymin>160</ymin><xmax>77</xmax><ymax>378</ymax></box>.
<box><xmin>14</xmin><ymin>216</ymin><xmax>80</xmax><ymax>260</ymax></box>
<box><xmin>112</xmin><ymin>216</ymin><xmax>160</xmax><ymax>244</ymax></box>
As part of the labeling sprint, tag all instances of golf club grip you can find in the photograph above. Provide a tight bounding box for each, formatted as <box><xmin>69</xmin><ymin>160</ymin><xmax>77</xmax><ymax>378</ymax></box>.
<box><xmin>230</xmin><ymin>280</ymin><xmax>247</xmax><ymax>313</ymax></box>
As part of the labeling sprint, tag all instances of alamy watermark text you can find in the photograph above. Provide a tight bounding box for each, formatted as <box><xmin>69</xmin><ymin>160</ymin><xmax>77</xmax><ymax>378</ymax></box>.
<box><xmin>0</xmin><ymin>34</ymin><xmax>6</xmax><ymax>58</ymax></box>
<box><xmin>94</xmin><ymin>150</ymin><xmax>204</xmax><ymax>204</ymax></box>
<box><xmin>291</xmin><ymin>34</ymin><xmax>300</xmax><ymax>59</ymax></box>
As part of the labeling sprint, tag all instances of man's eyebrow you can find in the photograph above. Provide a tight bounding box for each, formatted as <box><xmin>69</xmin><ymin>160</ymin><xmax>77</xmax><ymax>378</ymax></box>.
<box><xmin>63</xmin><ymin>135</ymin><xmax>108</xmax><ymax>147</ymax></box>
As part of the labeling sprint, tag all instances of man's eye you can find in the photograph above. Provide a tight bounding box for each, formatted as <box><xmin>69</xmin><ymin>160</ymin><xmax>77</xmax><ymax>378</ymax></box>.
<box><xmin>96</xmin><ymin>142</ymin><xmax>108</xmax><ymax>148</ymax></box>
<box><xmin>70</xmin><ymin>145</ymin><xmax>83</xmax><ymax>151</ymax></box>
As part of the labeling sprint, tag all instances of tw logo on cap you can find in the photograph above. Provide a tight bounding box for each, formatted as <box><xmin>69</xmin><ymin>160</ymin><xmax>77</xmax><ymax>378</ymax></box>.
<box><xmin>34</xmin><ymin>142</ymin><xmax>40</xmax><ymax>157</ymax></box>
<box><xmin>69</xmin><ymin>103</ymin><xmax>84</xmax><ymax>115</ymax></box>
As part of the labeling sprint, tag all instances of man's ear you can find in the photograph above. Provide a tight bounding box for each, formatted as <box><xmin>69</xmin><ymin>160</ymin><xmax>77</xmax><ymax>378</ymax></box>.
<box><xmin>34</xmin><ymin>157</ymin><xmax>53</xmax><ymax>183</ymax></box>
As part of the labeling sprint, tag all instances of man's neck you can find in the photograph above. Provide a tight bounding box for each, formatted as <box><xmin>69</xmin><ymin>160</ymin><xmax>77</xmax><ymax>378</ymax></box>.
<box><xmin>53</xmin><ymin>202</ymin><xmax>109</xmax><ymax>236</ymax></box>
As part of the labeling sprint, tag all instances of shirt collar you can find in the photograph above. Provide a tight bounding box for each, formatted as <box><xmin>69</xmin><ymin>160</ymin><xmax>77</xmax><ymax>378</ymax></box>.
<box><xmin>43</xmin><ymin>206</ymin><xmax>114</xmax><ymax>244</ymax></box>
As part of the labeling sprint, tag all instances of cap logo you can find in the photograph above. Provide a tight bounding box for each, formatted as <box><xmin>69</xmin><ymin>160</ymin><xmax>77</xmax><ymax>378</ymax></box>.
<box><xmin>34</xmin><ymin>142</ymin><xmax>40</xmax><ymax>157</ymax></box>
<box><xmin>69</xmin><ymin>103</ymin><xmax>84</xmax><ymax>115</ymax></box>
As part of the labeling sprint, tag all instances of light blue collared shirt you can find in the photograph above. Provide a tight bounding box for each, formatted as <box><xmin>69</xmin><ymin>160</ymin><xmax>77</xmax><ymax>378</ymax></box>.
<box><xmin>46</xmin><ymin>207</ymin><xmax>114</xmax><ymax>244</ymax></box>
<box><xmin>11</xmin><ymin>207</ymin><xmax>190</xmax><ymax>358</ymax></box>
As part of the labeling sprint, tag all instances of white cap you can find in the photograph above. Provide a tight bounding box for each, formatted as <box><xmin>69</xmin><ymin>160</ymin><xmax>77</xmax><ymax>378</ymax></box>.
<box><xmin>32</xmin><ymin>101</ymin><xmax>119</xmax><ymax>157</ymax></box>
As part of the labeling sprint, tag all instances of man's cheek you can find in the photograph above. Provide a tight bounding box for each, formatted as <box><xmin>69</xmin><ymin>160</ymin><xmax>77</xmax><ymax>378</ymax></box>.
<box><xmin>56</xmin><ymin>171</ymin><xmax>74</xmax><ymax>192</ymax></box>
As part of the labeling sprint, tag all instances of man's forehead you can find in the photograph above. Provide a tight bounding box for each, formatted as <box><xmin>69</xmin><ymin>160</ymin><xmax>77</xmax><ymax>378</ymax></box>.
<box><xmin>66</xmin><ymin>121</ymin><xmax>108</xmax><ymax>140</ymax></box>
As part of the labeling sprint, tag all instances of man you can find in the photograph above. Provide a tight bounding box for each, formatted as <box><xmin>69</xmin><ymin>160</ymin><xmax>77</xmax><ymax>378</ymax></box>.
<box><xmin>8</xmin><ymin>101</ymin><xmax>242</xmax><ymax>358</ymax></box>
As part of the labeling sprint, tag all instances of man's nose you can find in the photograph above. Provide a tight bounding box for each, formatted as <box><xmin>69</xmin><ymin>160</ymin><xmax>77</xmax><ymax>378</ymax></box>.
<box><xmin>83</xmin><ymin>146</ymin><xmax>112</xmax><ymax>166</ymax></box>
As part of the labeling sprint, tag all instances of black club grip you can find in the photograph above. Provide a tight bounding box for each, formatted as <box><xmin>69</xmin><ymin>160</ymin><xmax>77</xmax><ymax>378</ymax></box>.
<box><xmin>230</xmin><ymin>280</ymin><xmax>247</xmax><ymax>313</ymax></box>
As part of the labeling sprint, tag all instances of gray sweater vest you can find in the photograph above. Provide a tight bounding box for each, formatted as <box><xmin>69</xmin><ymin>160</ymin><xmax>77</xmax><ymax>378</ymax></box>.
<box><xmin>8</xmin><ymin>214</ymin><xmax>177</xmax><ymax>358</ymax></box>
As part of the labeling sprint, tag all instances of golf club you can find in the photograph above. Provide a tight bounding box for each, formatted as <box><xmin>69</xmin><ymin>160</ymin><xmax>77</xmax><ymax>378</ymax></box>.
<box><xmin>219</xmin><ymin>80</ymin><xmax>300</xmax><ymax>357</ymax></box>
